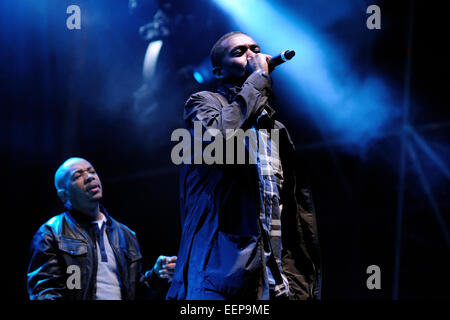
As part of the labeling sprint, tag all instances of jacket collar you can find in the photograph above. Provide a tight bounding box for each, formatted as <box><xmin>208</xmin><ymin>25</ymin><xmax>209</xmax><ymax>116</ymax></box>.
<box><xmin>217</xmin><ymin>82</ymin><xmax>276</xmax><ymax>119</ymax></box>
<box><xmin>66</xmin><ymin>204</ymin><xmax>113</xmax><ymax>227</ymax></box>
<box><xmin>217</xmin><ymin>82</ymin><xmax>241</xmax><ymax>103</ymax></box>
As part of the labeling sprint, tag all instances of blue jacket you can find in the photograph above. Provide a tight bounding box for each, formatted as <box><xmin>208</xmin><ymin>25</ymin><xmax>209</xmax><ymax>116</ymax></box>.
<box><xmin>167</xmin><ymin>71</ymin><xmax>322</xmax><ymax>300</ymax></box>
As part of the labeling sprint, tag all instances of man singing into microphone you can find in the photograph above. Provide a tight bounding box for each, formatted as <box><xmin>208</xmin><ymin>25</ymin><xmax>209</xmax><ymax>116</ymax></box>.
<box><xmin>167</xmin><ymin>32</ymin><xmax>321</xmax><ymax>300</ymax></box>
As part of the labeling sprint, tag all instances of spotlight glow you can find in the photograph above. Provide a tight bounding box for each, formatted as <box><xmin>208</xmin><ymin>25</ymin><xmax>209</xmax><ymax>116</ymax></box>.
<box><xmin>193</xmin><ymin>71</ymin><xmax>204</xmax><ymax>84</ymax></box>
<box><xmin>212</xmin><ymin>0</ymin><xmax>400</xmax><ymax>147</ymax></box>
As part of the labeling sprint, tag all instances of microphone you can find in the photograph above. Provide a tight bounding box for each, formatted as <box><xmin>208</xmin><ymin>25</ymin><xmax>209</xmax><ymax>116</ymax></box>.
<box><xmin>268</xmin><ymin>50</ymin><xmax>295</xmax><ymax>69</ymax></box>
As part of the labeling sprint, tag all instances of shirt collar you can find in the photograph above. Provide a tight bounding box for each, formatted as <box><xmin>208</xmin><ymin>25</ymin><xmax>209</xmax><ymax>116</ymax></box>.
<box><xmin>92</xmin><ymin>214</ymin><xmax>107</xmax><ymax>227</ymax></box>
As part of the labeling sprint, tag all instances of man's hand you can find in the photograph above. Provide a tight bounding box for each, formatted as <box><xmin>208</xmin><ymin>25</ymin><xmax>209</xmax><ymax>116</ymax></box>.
<box><xmin>246</xmin><ymin>53</ymin><xmax>272</xmax><ymax>74</ymax></box>
<box><xmin>152</xmin><ymin>255</ymin><xmax>177</xmax><ymax>282</ymax></box>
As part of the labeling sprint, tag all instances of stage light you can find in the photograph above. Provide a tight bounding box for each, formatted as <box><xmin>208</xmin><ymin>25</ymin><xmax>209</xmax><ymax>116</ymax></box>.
<box><xmin>193</xmin><ymin>71</ymin><xmax>204</xmax><ymax>84</ymax></box>
<box><xmin>191</xmin><ymin>57</ymin><xmax>215</xmax><ymax>84</ymax></box>
<box><xmin>143</xmin><ymin>40</ymin><xmax>164</xmax><ymax>80</ymax></box>
<box><xmin>212</xmin><ymin>0</ymin><xmax>400</xmax><ymax>149</ymax></box>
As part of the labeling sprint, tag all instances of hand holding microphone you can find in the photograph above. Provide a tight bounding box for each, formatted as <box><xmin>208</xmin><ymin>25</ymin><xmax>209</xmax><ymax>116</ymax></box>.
<box><xmin>246</xmin><ymin>53</ymin><xmax>272</xmax><ymax>74</ymax></box>
<box><xmin>247</xmin><ymin>49</ymin><xmax>296</xmax><ymax>75</ymax></box>
<box><xmin>246</xmin><ymin>48</ymin><xmax>296</xmax><ymax>78</ymax></box>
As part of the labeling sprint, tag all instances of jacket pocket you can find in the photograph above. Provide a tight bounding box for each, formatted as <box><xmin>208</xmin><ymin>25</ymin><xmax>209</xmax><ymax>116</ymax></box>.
<box><xmin>57</xmin><ymin>236</ymin><xmax>88</xmax><ymax>256</ymax></box>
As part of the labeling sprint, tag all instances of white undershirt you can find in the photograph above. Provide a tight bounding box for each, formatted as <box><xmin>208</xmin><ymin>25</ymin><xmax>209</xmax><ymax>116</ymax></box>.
<box><xmin>92</xmin><ymin>216</ymin><xmax>122</xmax><ymax>300</ymax></box>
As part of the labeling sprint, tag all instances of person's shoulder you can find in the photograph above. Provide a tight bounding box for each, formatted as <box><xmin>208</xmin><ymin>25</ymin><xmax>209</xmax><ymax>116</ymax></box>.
<box><xmin>39</xmin><ymin>212</ymin><xmax>67</xmax><ymax>232</ymax></box>
<box><xmin>274</xmin><ymin>120</ymin><xmax>291</xmax><ymax>137</ymax></box>
<box><xmin>108</xmin><ymin>217</ymin><xmax>141</xmax><ymax>252</ymax></box>
<box><xmin>109</xmin><ymin>216</ymin><xmax>137</xmax><ymax>238</ymax></box>
<box><xmin>190</xmin><ymin>90</ymin><xmax>216</xmax><ymax>98</ymax></box>
<box><xmin>186</xmin><ymin>90</ymin><xmax>221</xmax><ymax>105</ymax></box>
<box><xmin>32</xmin><ymin>212</ymin><xmax>67</xmax><ymax>242</ymax></box>
<box><xmin>274</xmin><ymin>120</ymin><xmax>297</xmax><ymax>150</ymax></box>
<box><xmin>274</xmin><ymin>119</ymin><xmax>287</xmax><ymax>130</ymax></box>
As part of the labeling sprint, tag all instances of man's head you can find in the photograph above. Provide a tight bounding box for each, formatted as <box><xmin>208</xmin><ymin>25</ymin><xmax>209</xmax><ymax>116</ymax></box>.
<box><xmin>54</xmin><ymin>157</ymin><xmax>103</xmax><ymax>214</ymax></box>
<box><xmin>210</xmin><ymin>31</ymin><xmax>263</xmax><ymax>85</ymax></box>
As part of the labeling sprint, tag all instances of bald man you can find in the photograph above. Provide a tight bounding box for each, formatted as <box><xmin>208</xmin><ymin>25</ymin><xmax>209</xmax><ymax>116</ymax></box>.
<box><xmin>27</xmin><ymin>157</ymin><xmax>177</xmax><ymax>300</ymax></box>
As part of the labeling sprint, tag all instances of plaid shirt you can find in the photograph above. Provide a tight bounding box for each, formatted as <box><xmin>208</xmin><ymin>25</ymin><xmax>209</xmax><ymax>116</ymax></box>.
<box><xmin>247</xmin><ymin>108</ymin><xmax>290</xmax><ymax>298</ymax></box>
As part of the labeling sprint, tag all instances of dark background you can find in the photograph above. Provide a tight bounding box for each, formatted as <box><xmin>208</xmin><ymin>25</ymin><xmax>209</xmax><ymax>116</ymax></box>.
<box><xmin>1</xmin><ymin>0</ymin><xmax>449</xmax><ymax>300</ymax></box>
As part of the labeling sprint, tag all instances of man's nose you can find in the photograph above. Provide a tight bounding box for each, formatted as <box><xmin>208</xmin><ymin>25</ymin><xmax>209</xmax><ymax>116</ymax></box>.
<box><xmin>85</xmin><ymin>172</ymin><xmax>95</xmax><ymax>183</ymax></box>
<box><xmin>246</xmin><ymin>49</ymin><xmax>257</xmax><ymax>58</ymax></box>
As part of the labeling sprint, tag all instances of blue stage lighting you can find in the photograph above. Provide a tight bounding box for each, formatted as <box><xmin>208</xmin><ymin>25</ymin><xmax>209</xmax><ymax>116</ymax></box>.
<box><xmin>193</xmin><ymin>71</ymin><xmax>204</xmax><ymax>84</ymax></box>
<box><xmin>212</xmin><ymin>0</ymin><xmax>400</xmax><ymax>149</ymax></box>
<box><xmin>192</xmin><ymin>57</ymin><xmax>215</xmax><ymax>84</ymax></box>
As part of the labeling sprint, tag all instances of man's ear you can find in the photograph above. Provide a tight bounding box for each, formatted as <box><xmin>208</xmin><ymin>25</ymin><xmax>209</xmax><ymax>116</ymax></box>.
<box><xmin>212</xmin><ymin>66</ymin><xmax>224</xmax><ymax>79</ymax></box>
<box><xmin>57</xmin><ymin>189</ymin><xmax>68</xmax><ymax>202</ymax></box>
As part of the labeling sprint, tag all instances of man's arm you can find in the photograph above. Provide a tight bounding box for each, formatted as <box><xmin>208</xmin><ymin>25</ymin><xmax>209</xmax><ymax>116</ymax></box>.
<box><xmin>184</xmin><ymin>70</ymin><xmax>272</xmax><ymax>133</ymax></box>
<box><xmin>27</xmin><ymin>225</ymin><xmax>66</xmax><ymax>300</ymax></box>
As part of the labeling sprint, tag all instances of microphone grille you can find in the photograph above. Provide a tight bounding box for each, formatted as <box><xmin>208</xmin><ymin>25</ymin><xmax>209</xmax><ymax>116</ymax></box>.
<box><xmin>284</xmin><ymin>50</ymin><xmax>295</xmax><ymax>60</ymax></box>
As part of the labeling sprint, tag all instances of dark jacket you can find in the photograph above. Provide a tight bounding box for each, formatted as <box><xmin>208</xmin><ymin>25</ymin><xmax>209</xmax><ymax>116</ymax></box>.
<box><xmin>167</xmin><ymin>71</ymin><xmax>322</xmax><ymax>300</ymax></box>
<box><xmin>27</xmin><ymin>207</ymin><xmax>163</xmax><ymax>300</ymax></box>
